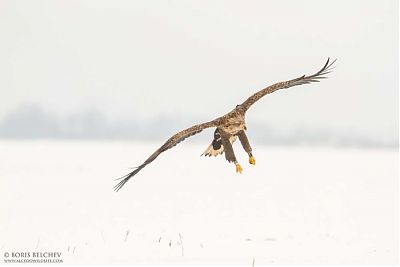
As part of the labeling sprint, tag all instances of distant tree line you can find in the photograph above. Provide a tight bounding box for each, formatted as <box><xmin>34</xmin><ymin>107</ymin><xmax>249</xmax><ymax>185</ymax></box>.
<box><xmin>0</xmin><ymin>104</ymin><xmax>397</xmax><ymax>148</ymax></box>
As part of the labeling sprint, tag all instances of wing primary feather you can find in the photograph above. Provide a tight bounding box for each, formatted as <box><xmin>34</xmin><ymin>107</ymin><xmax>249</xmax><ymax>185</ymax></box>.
<box><xmin>114</xmin><ymin>166</ymin><xmax>144</xmax><ymax>191</ymax></box>
<box><xmin>113</xmin><ymin>148</ymin><xmax>162</xmax><ymax>191</ymax></box>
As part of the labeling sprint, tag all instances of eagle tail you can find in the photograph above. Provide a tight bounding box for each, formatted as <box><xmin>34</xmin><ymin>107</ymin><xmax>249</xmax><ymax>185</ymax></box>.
<box><xmin>201</xmin><ymin>143</ymin><xmax>224</xmax><ymax>157</ymax></box>
<box><xmin>201</xmin><ymin>135</ymin><xmax>237</xmax><ymax>157</ymax></box>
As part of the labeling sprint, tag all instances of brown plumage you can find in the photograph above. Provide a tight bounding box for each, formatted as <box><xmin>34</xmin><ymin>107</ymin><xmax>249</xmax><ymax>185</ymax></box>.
<box><xmin>114</xmin><ymin>58</ymin><xmax>336</xmax><ymax>191</ymax></box>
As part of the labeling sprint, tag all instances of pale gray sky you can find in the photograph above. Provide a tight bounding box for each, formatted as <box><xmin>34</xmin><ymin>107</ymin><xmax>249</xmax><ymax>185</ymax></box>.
<box><xmin>0</xmin><ymin>0</ymin><xmax>398</xmax><ymax>142</ymax></box>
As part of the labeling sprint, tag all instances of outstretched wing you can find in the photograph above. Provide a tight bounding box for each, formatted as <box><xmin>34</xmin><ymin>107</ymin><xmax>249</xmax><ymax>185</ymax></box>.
<box><xmin>241</xmin><ymin>58</ymin><xmax>336</xmax><ymax>112</ymax></box>
<box><xmin>114</xmin><ymin>120</ymin><xmax>219</xmax><ymax>191</ymax></box>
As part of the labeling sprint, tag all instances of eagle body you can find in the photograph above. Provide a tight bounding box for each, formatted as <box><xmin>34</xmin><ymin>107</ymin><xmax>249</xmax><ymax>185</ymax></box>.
<box><xmin>220</xmin><ymin>108</ymin><xmax>247</xmax><ymax>135</ymax></box>
<box><xmin>114</xmin><ymin>58</ymin><xmax>336</xmax><ymax>191</ymax></box>
<box><xmin>202</xmin><ymin>109</ymin><xmax>246</xmax><ymax>157</ymax></box>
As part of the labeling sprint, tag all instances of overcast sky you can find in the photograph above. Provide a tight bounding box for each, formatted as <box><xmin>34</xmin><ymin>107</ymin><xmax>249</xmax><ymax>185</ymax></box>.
<box><xmin>0</xmin><ymin>0</ymin><xmax>398</xmax><ymax>142</ymax></box>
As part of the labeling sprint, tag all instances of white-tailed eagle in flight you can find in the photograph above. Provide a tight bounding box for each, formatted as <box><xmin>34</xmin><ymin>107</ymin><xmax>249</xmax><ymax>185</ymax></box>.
<box><xmin>114</xmin><ymin>58</ymin><xmax>336</xmax><ymax>191</ymax></box>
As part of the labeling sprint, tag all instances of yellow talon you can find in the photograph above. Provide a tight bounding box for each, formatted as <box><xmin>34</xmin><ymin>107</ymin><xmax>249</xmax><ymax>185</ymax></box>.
<box><xmin>236</xmin><ymin>163</ymin><xmax>243</xmax><ymax>174</ymax></box>
<box><xmin>249</xmin><ymin>156</ymin><xmax>256</xmax><ymax>165</ymax></box>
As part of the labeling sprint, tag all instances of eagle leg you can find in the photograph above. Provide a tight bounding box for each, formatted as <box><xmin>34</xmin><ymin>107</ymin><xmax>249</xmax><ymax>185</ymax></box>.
<box><xmin>220</xmin><ymin>130</ymin><xmax>242</xmax><ymax>173</ymax></box>
<box><xmin>237</xmin><ymin>130</ymin><xmax>256</xmax><ymax>165</ymax></box>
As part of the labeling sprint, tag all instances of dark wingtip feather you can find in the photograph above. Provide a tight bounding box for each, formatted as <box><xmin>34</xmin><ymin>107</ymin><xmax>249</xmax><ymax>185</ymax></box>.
<box><xmin>114</xmin><ymin>166</ymin><xmax>144</xmax><ymax>192</ymax></box>
<box><xmin>323</xmin><ymin>57</ymin><xmax>330</xmax><ymax>69</ymax></box>
<box><xmin>319</xmin><ymin>57</ymin><xmax>336</xmax><ymax>74</ymax></box>
<box><xmin>324</xmin><ymin>58</ymin><xmax>337</xmax><ymax>72</ymax></box>
<box><xmin>289</xmin><ymin>57</ymin><xmax>337</xmax><ymax>87</ymax></box>
<box><xmin>310</xmin><ymin>57</ymin><xmax>337</xmax><ymax>79</ymax></box>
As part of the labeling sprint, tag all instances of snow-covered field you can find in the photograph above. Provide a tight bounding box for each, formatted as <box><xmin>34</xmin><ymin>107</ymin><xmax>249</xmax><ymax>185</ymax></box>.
<box><xmin>0</xmin><ymin>140</ymin><xmax>398</xmax><ymax>264</ymax></box>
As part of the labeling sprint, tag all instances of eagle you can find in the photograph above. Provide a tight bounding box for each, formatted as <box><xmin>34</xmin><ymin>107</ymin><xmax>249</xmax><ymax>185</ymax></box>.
<box><xmin>114</xmin><ymin>58</ymin><xmax>336</xmax><ymax>191</ymax></box>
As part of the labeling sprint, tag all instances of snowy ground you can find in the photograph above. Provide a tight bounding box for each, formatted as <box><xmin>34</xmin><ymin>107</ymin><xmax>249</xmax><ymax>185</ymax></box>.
<box><xmin>0</xmin><ymin>140</ymin><xmax>398</xmax><ymax>265</ymax></box>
